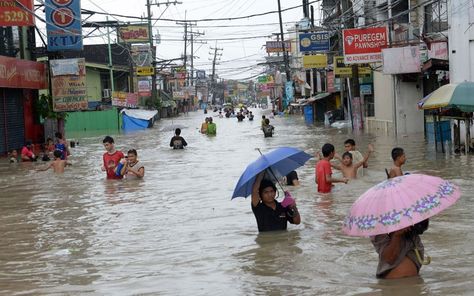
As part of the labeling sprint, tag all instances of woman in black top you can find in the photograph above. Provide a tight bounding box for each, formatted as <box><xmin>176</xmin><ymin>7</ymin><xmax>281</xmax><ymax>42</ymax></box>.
<box><xmin>251</xmin><ymin>172</ymin><xmax>301</xmax><ymax>232</ymax></box>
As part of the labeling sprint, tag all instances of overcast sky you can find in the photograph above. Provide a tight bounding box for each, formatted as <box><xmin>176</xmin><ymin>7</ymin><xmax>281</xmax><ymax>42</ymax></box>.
<box><xmin>34</xmin><ymin>0</ymin><xmax>322</xmax><ymax>80</ymax></box>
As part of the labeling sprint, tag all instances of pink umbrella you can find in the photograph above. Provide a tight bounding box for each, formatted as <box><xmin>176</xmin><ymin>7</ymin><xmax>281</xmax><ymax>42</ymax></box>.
<box><xmin>343</xmin><ymin>174</ymin><xmax>461</xmax><ymax>237</ymax></box>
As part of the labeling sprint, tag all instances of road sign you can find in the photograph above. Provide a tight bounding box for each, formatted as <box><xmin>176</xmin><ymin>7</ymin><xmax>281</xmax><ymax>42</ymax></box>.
<box><xmin>136</xmin><ymin>66</ymin><xmax>154</xmax><ymax>76</ymax></box>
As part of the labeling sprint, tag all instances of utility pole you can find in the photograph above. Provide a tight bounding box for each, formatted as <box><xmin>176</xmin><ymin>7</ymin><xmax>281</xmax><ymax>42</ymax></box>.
<box><xmin>277</xmin><ymin>0</ymin><xmax>290</xmax><ymax>80</ymax></box>
<box><xmin>209</xmin><ymin>45</ymin><xmax>223</xmax><ymax>104</ymax></box>
<box><xmin>188</xmin><ymin>29</ymin><xmax>205</xmax><ymax>86</ymax></box>
<box><xmin>176</xmin><ymin>18</ymin><xmax>197</xmax><ymax>87</ymax></box>
<box><xmin>146</xmin><ymin>0</ymin><xmax>182</xmax><ymax>103</ymax></box>
<box><xmin>106</xmin><ymin>16</ymin><xmax>115</xmax><ymax>94</ymax></box>
<box><xmin>342</xmin><ymin>0</ymin><xmax>362</xmax><ymax>130</ymax></box>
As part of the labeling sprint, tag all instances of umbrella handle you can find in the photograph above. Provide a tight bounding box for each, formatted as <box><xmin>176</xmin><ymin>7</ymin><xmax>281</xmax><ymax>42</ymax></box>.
<box><xmin>255</xmin><ymin>148</ymin><xmax>286</xmax><ymax>193</ymax></box>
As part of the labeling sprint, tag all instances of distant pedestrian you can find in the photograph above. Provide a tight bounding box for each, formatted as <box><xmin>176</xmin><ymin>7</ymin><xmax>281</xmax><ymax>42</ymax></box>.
<box><xmin>9</xmin><ymin>149</ymin><xmax>19</xmax><ymax>163</ymax></box>
<box><xmin>101</xmin><ymin>136</ymin><xmax>124</xmax><ymax>180</ymax></box>
<box><xmin>201</xmin><ymin>117</ymin><xmax>209</xmax><ymax>134</ymax></box>
<box><xmin>285</xmin><ymin>170</ymin><xmax>300</xmax><ymax>186</ymax></box>
<box><xmin>21</xmin><ymin>140</ymin><xmax>37</xmax><ymax>162</ymax></box>
<box><xmin>37</xmin><ymin>150</ymin><xmax>71</xmax><ymax>173</ymax></box>
<box><xmin>248</xmin><ymin>111</ymin><xmax>254</xmax><ymax>121</ymax></box>
<box><xmin>261</xmin><ymin>115</ymin><xmax>266</xmax><ymax>130</ymax></box>
<box><xmin>207</xmin><ymin>117</ymin><xmax>217</xmax><ymax>135</ymax></box>
<box><xmin>237</xmin><ymin>112</ymin><xmax>245</xmax><ymax>122</ymax></box>
<box><xmin>170</xmin><ymin>128</ymin><xmax>188</xmax><ymax>149</ymax></box>
<box><xmin>262</xmin><ymin>118</ymin><xmax>274</xmax><ymax>138</ymax></box>
<box><xmin>55</xmin><ymin>132</ymin><xmax>69</xmax><ymax>160</ymax></box>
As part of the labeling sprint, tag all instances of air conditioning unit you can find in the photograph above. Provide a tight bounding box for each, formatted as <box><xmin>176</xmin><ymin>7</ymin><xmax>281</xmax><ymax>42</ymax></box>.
<box><xmin>102</xmin><ymin>89</ymin><xmax>111</xmax><ymax>98</ymax></box>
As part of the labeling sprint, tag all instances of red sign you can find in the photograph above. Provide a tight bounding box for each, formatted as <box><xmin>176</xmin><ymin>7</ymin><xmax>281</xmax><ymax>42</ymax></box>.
<box><xmin>0</xmin><ymin>56</ymin><xmax>47</xmax><ymax>89</ymax></box>
<box><xmin>343</xmin><ymin>27</ymin><xmax>388</xmax><ymax>64</ymax></box>
<box><xmin>52</xmin><ymin>7</ymin><xmax>75</xmax><ymax>27</ymax></box>
<box><xmin>0</xmin><ymin>0</ymin><xmax>35</xmax><ymax>26</ymax></box>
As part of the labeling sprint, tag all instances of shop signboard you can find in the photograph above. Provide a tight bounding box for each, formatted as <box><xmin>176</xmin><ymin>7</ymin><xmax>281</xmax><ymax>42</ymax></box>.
<box><xmin>428</xmin><ymin>42</ymin><xmax>448</xmax><ymax>60</ymax></box>
<box><xmin>46</xmin><ymin>0</ymin><xmax>83</xmax><ymax>51</ymax></box>
<box><xmin>131</xmin><ymin>44</ymin><xmax>152</xmax><ymax>66</ymax></box>
<box><xmin>265</xmin><ymin>41</ymin><xmax>290</xmax><ymax>53</ymax></box>
<box><xmin>343</xmin><ymin>27</ymin><xmax>388</xmax><ymax>64</ymax></box>
<box><xmin>0</xmin><ymin>0</ymin><xmax>35</xmax><ymax>26</ymax></box>
<box><xmin>118</xmin><ymin>25</ymin><xmax>150</xmax><ymax>43</ymax></box>
<box><xmin>51</xmin><ymin>58</ymin><xmax>88</xmax><ymax>111</ymax></box>
<box><xmin>334</xmin><ymin>56</ymin><xmax>371</xmax><ymax>77</ymax></box>
<box><xmin>137</xmin><ymin>78</ymin><xmax>151</xmax><ymax>97</ymax></box>
<box><xmin>302</xmin><ymin>54</ymin><xmax>328</xmax><ymax>69</ymax></box>
<box><xmin>360</xmin><ymin>84</ymin><xmax>372</xmax><ymax>95</ymax></box>
<box><xmin>0</xmin><ymin>56</ymin><xmax>47</xmax><ymax>89</ymax></box>
<box><xmin>299</xmin><ymin>32</ymin><xmax>330</xmax><ymax>52</ymax></box>
<box><xmin>136</xmin><ymin>66</ymin><xmax>154</xmax><ymax>76</ymax></box>
<box><xmin>382</xmin><ymin>46</ymin><xmax>421</xmax><ymax>74</ymax></box>
<box><xmin>112</xmin><ymin>91</ymin><xmax>138</xmax><ymax>108</ymax></box>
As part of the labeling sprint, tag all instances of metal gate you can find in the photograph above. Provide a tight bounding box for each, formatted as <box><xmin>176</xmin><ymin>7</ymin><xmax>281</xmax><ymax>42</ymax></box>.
<box><xmin>0</xmin><ymin>88</ymin><xmax>25</xmax><ymax>154</ymax></box>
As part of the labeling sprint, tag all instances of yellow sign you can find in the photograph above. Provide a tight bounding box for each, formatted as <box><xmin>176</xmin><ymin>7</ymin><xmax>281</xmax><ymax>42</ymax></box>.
<box><xmin>302</xmin><ymin>55</ymin><xmax>328</xmax><ymax>69</ymax></box>
<box><xmin>136</xmin><ymin>66</ymin><xmax>154</xmax><ymax>76</ymax></box>
<box><xmin>334</xmin><ymin>56</ymin><xmax>371</xmax><ymax>77</ymax></box>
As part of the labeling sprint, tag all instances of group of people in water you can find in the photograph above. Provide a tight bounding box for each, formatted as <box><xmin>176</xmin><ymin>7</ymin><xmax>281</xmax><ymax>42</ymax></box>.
<box><xmin>252</xmin><ymin>139</ymin><xmax>426</xmax><ymax>279</ymax></box>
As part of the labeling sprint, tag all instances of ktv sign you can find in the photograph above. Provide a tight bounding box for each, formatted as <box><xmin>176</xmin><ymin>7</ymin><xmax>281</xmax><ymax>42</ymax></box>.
<box><xmin>343</xmin><ymin>27</ymin><xmax>388</xmax><ymax>64</ymax></box>
<box><xmin>46</xmin><ymin>0</ymin><xmax>82</xmax><ymax>51</ymax></box>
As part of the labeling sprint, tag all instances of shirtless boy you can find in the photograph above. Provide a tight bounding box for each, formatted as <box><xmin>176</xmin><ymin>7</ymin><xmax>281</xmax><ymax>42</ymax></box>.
<box><xmin>37</xmin><ymin>150</ymin><xmax>71</xmax><ymax>173</ymax></box>
<box><xmin>388</xmin><ymin>147</ymin><xmax>406</xmax><ymax>179</ymax></box>
<box><xmin>331</xmin><ymin>144</ymin><xmax>374</xmax><ymax>179</ymax></box>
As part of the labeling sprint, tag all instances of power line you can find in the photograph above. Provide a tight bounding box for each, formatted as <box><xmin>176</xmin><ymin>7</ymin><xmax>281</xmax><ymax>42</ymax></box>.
<box><xmin>80</xmin><ymin>0</ymin><xmax>322</xmax><ymax>22</ymax></box>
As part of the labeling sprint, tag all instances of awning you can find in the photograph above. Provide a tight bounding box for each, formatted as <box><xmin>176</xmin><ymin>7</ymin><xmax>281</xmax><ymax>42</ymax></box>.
<box><xmin>422</xmin><ymin>58</ymin><xmax>449</xmax><ymax>72</ymax></box>
<box><xmin>301</xmin><ymin>92</ymin><xmax>331</xmax><ymax>105</ymax></box>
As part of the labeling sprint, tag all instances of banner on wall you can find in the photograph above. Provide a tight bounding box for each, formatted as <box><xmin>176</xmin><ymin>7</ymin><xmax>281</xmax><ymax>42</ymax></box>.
<box><xmin>51</xmin><ymin>58</ymin><xmax>88</xmax><ymax>111</ymax></box>
<box><xmin>0</xmin><ymin>56</ymin><xmax>47</xmax><ymax>89</ymax></box>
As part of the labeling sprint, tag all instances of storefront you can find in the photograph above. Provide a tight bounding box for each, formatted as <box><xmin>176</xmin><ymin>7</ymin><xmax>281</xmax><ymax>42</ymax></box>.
<box><xmin>0</xmin><ymin>56</ymin><xmax>47</xmax><ymax>154</ymax></box>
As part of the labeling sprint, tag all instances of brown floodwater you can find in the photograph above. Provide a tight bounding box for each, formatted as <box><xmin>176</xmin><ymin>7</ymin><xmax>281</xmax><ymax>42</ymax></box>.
<box><xmin>0</xmin><ymin>109</ymin><xmax>472</xmax><ymax>295</ymax></box>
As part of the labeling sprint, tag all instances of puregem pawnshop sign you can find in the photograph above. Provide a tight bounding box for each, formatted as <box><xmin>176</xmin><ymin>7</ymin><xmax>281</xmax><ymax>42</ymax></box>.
<box><xmin>343</xmin><ymin>27</ymin><xmax>388</xmax><ymax>64</ymax></box>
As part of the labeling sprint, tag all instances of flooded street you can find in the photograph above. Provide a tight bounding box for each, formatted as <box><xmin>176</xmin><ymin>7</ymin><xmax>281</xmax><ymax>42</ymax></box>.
<box><xmin>1</xmin><ymin>109</ymin><xmax>473</xmax><ymax>295</ymax></box>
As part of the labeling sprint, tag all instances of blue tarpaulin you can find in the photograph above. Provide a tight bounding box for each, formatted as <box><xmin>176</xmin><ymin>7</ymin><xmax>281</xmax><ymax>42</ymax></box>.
<box><xmin>122</xmin><ymin>114</ymin><xmax>149</xmax><ymax>131</ymax></box>
<box><xmin>121</xmin><ymin>109</ymin><xmax>158</xmax><ymax>131</ymax></box>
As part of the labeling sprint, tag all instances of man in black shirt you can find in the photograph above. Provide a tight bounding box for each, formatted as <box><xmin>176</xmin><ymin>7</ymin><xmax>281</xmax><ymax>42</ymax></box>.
<box><xmin>170</xmin><ymin>128</ymin><xmax>188</xmax><ymax>149</ymax></box>
<box><xmin>251</xmin><ymin>172</ymin><xmax>301</xmax><ymax>232</ymax></box>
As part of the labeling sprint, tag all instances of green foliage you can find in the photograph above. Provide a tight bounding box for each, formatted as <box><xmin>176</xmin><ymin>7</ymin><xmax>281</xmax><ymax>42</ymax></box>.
<box><xmin>145</xmin><ymin>96</ymin><xmax>162</xmax><ymax>110</ymax></box>
<box><xmin>34</xmin><ymin>94</ymin><xmax>68</xmax><ymax>121</ymax></box>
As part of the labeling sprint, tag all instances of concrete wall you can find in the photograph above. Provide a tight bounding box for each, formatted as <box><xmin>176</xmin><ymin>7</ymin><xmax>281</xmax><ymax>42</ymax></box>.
<box><xmin>394</xmin><ymin>78</ymin><xmax>424</xmax><ymax>134</ymax></box>
<box><xmin>449</xmin><ymin>0</ymin><xmax>474</xmax><ymax>82</ymax></box>
<box><xmin>373</xmin><ymin>71</ymin><xmax>394</xmax><ymax>121</ymax></box>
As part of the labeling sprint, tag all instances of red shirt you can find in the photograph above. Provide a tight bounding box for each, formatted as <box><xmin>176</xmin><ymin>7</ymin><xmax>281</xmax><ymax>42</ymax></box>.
<box><xmin>21</xmin><ymin>146</ymin><xmax>34</xmax><ymax>161</ymax></box>
<box><xmin>316</xmin><ymin>159</ymin><xmax>332</xmax><ymax>193</ymax></box>
<box><xmin>103</xmin><ymin>150</ymin><xmax>124</xmax><ymax>179</ymax></box>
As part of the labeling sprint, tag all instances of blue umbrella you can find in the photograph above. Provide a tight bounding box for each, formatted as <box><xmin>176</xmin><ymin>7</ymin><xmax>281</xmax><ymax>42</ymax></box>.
<box><xmin>231</xmin><ymin>147</ymin><xmax>312</xmax><ymax>199</ymax></box>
